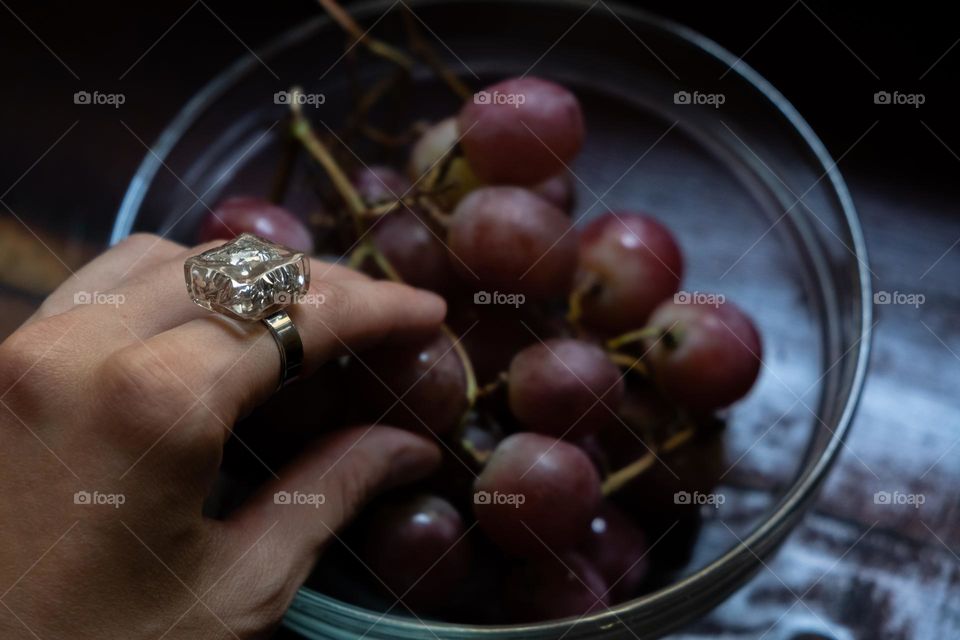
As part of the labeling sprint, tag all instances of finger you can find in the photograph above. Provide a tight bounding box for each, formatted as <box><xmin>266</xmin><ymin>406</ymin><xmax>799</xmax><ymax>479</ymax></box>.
<box><xmin>108</xmin><ymin>246</ymin><xmax>372</xmax><ymax>341</ymax></box>
<box><xmin>224</xmin><ymin>425</ymin><xmax>441</xmax><ymax>587</ymax></box>
<box><xmin>132</xmin><ymin>277</ymin><xmax>446</xmax><ymax>427</ymax></box>
<box><xmin>27</xmin><ymin>233</ymin><xmax>184</xmax><ymax>323</ymax></box>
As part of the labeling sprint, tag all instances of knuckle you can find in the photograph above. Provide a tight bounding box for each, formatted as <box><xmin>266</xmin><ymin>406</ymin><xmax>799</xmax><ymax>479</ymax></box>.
<box><xmin>0</xmin><ymin>316</ymin><xmax>75</xmax><ymax>394</ymax></box>
<box><xmin>116</xmin><ymin>232</ymin><xmax>171</xmax><ymax>256</ymax></box>
<box><xmin>96</xmin><ymin>344</ymin><xmax>189</xmax><ymax>426</ymax></box>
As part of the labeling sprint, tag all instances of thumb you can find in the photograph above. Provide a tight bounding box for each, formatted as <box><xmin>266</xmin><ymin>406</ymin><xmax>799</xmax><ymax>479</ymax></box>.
<box><xmin>224</xmin><ymin>425</ymin><xmax>441</xmax><ymax>594</ymax></box>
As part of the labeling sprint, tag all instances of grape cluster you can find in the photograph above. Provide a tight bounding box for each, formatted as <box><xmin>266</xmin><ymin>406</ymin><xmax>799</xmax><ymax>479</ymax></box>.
<box><xmin>202</xmin><ymin>75</ymin><xmax>762</xmax><ymax>624</ymax></box>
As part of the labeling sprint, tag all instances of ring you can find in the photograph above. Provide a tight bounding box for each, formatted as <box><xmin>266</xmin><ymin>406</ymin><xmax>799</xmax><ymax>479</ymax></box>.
<box><xmin>185</xmin><ymin>233</ymin><xmax>310</xmax><ymax>388</ymax></box>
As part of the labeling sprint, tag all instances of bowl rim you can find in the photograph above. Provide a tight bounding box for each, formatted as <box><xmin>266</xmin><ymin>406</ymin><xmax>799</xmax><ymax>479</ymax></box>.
<box><xmin>112</xmin><ymin>0</ymin><xmax>873</xmax><ymax>634</ymax></box>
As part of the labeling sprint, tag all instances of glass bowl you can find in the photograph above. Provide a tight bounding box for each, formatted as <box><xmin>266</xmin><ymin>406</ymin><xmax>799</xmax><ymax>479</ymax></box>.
<box><xmin>112</xmin><ymin>0</ymin><xmax>872</xmax><ymax>637</ymax></box>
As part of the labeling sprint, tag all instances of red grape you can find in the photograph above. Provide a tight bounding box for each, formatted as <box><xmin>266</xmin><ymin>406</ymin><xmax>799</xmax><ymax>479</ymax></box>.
<box><xmin>361</xmin><ymin>494</ymin><xmax>473</xmax><ymax>609</ymax></box>
<box><xmin>473</xmin><ymin>433</ymin><xmax>601</xmax><ymax>557</ymax></box>
<box><xmin>448</xmin><ymin>186</ymin><xmax>577</xmax><ymax>299</ymax></box>
<box><xmin>532</xmin><ymin>172</ymin><xmax>575</xmax><ymax>213</ymax></box>
<box><xmin>345</xmin><ymin>331</ymin><xmax>468</xmax><ymax>436</ymax></box>
<box><xmin>504</xmin><ymin>552</ymin><xmax>608</xmax><ymax>622</ymax></box>
<box><xmin>369</xmin><ymin>208</ymin><xmax>454</xmax><ymax>293</ymax></box>
<box><xmin>577</xmin><ymin>503</ymin><xmax>649</xmax><ymax>602</ymax></box>
<box><xmin>198</xmin><ymin>196</ymin><xmax>314</xmax><ymax>253</ymax></box>
<box><xmin>575</xmin><ymin>212</ymin><xmax>683</xmax><ymax>335</ymax></box>
<box><xmin>459</xmin><ymin>76</ymin><xmax>585</xmax><ymax>184</ymax></box>
<box><xmin>646</xmin><ymin>299</ymin><xmax>761</xmax><ymax>411</ymax></box>
<box><xmin>352</xmin><ymin>165</ymin><xmax>411</xmax><ymax>205</ymax></box>
<box><xmin>508</xmin><ymin>338</ymin><xmax>624</xmax><ymax>439</ymax></box>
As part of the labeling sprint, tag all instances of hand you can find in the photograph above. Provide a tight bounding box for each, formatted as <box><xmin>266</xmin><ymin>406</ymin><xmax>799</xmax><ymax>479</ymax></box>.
<box><xmin>0</xmin><ymin>233</ymin><xmax>446</xmax><ymax>639</ymax></box>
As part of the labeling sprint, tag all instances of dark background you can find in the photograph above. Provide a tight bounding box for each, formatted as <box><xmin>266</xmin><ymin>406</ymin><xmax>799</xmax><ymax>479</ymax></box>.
<box><xmin>0</xmin><ymin>0</ymin><xmax>956</xmax><ymax>252</ymax></box>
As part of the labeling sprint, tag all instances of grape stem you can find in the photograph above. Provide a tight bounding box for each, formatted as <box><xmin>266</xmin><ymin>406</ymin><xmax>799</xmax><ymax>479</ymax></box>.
<box><xmin>442</xmin><ymin>324</ymin><xmax>478</xmax><ymax>407</ymax></box>
<box><xmin>289</xmin><ymin>88</ymin><xmax>367</xmax><ymax>229</ymax></box>
<box><xmin>566</xmin><ymin>272</ymin><xmax>599</xmax><ymax>330</ymax></box>
<box><xmin>606</xmin><ymin>325</ymin><xmax>666</xmax><ymax>351</ymax></box>
<box><xmin>268</xmin><ymin>129</ymin><xmax>299</xmax><ymax>204</ymax></box>
<box><xmin>460</xmin><ymin>437</ymin><xmax>491</xmax><ymax>466</ymax></box>
<box><xmin>600</xmin><ymin>424</ymin><xmax>697</xmax><ymax>496</ymax></box>
<box><xmin>316</xmin><ymin>0</ymin><xmax>414</xmax><ymax>71</ymax></box>
<box><xmin>476</xmin><ymin>371</ymin><xmax>508</xmax><ymax>398</ymax></box>
<box><xmin>401</xmin><ymin>6</ymin><xmax>473</xmax><ymax>101</ymax></box>
<box><xmin>607</xmin><ymin>351</ymin><xmax>648</xmax><ymax>375</ymax></box>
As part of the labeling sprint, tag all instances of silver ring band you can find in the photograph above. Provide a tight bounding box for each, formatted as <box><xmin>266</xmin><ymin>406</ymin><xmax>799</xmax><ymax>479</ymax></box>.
<box><xmin>262</xmin><ymin>310</ymin><xmax>304</xmax><ymax>389</ymax></box>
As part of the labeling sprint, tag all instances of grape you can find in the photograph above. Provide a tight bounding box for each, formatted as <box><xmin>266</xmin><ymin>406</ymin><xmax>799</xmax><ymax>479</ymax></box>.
<box><xmin>604</xmin><ymin>424</ymin><xmax>725</xmax><ymax>524</ymax></box>
<box><xmin>448</xmin><ymin>186</ymin><xmax>577</xmax><ymax>299</ymax></box>
<box><xmin>645</xmin><ymin>299</ymin><xmax>761</xmax><ymax>411</ymax></box>
<box><xmin>361</xmin><ymin>494</ymin><xmax>473</xmax><ymax>609</ymax></box>
<box><xmin>345</xmin><ymin>332</ymin><xmax>468</xmax><ymax>436</ymax></box>
<box><xmin>503</xmin><ymin>552</ymin><xmax>608</xmax><ymax>622</ymax></box>
<box><xmin>473</xmin><ymin>433</ymin><xmax>601</xmax><ymax>556</ymax></box>
<box><xmin>508</xmin><ymin>338</ymin><xmax>624</xmax><ymax>439</ymax></box>
<box><xmin>428</xmin><ymin>413</ymin><xmax>503</xmax><ymax>506</ymax></box>
<box><xmin>575</xmin><ymin>212</ymin><xmax>683</xmax><ymax>335</ymax></box>
<box><xmin>352</xmin><ymin>165</ymin><xmax>411</xmax><ymax>206</ymax></box>
<box><xmin>458</xmin><ymin>76</ymin><xmax>585</xmax><ymax>185</ymax></box>
<box><xmin>577</xmin><ymin>503</ymin><xmax>649</xmax><ymax>602</ymax></box>
<box><xmin>446</xmin><ymin>300</ymin><xmax>558</xmax><ymax>385</ymax></box>
<box><xmin>532</xmin><ymin>172</ymin><xmax>575</xmax><ymax>213</ymax></box>
<box><xmin>198</xmin><ymin>196</ymin><xmax>314</xmax><ymax>253</ymax></box>
<box><xmin>370</xmin><ymin>208</ymin><xmax>454</xmax><ymax>293</ymax></box>
<box><xmin>408</xmin><ymin>117</ymin><xmax>482</xmax><ymax>208</ymax></box>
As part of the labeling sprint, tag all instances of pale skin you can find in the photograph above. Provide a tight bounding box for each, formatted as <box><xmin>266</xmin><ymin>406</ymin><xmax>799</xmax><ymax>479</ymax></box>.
<box><xmin>0</xmin><ymin>233</ymin><xmax>447</xmax><ymax>639</ymax></box>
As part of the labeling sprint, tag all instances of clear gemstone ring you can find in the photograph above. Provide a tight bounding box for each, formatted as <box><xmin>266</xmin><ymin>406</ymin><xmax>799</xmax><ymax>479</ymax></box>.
<box><xmin>185</xmin><ymin>233</ymin><xmax>309</xmax><ymax>387</ymax></box>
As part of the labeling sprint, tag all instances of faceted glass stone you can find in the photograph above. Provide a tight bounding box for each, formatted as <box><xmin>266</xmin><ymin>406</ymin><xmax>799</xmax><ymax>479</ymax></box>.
<box><xmin>184</xmin><ymin>233</ymin><xmax>310</xmax><ymax>321</ymax></box>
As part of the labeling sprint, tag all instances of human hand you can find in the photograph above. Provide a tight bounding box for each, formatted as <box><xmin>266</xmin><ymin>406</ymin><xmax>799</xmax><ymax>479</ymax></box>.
<box><xmin>0</xmin><ymin>233</ymin><xmax>446</xmax><ymax>639</ymax></box>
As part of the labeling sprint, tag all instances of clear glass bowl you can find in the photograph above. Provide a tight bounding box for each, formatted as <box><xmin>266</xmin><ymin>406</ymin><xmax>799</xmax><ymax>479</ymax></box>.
<box><xmin>112</xmin><ymin>0</ymin><xmax>872</xmax><ymax>637</ymax></box>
